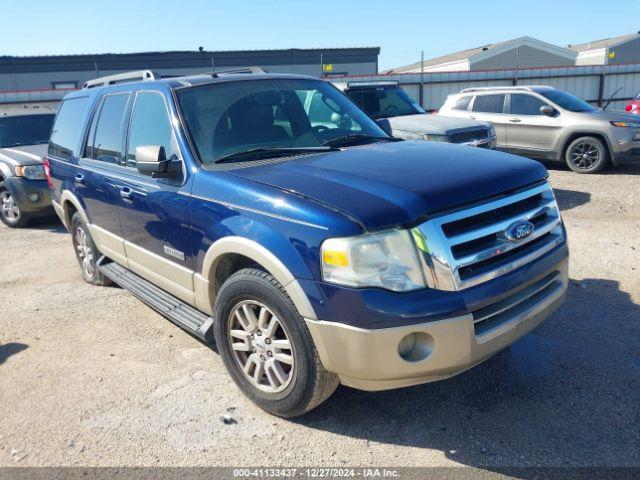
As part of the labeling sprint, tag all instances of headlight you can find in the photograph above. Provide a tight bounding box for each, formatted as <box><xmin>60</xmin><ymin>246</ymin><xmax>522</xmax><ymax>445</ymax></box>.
<box><xmin>610</xmin><ymin>121</ymin><xmax>640</xmax><ymax>128</ymax></box>
<box><xmin>488</xmin><ymin>125</ymin><xmax>496</xmax><ymax>137</ymax></box>
<box><xmin>321</xmin><ymin>229</ymin><xmax>426</xmax><ymax>292</ymax></box>
<box><xmin>422</xmin><ymin>134</ymin><xmax>450</xmax><ymax>142</ymax></box>
<box><xmin>15</xmin><ymin>165</ymin><xmax>46</xmax><ymax>180</ymax></box>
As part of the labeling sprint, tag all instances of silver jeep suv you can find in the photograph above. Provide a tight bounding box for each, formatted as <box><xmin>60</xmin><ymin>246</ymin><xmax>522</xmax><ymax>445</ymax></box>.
<box><xmin>439</xmin><ymin>86</ymin><xmax>640</xmax><ymax>173</ymax></box>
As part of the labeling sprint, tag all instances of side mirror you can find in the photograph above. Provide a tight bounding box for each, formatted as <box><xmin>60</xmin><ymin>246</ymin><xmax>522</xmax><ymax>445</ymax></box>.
<box><xmin>540</xmin><ymin>105</ymin><xmax>557</xmax><ymax>117</ymax></box>
<box><xmin>135</xmin><ymin>145</ymin><xmax>179</xmax><ymax>178</ymax></box>
<box><xmin>375</xmin><ymin>118</ymin><xmax>393</xmax><ymax>136</ymax></box>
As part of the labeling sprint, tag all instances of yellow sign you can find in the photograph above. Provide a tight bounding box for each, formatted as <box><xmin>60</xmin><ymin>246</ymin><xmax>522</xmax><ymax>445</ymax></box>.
<box><xmin>322</xmin><ymin>64</ymin><xmax>333</xmax><ymax>72</ymax></box>
<box><xmin>609</xmin><ymin>51</ymin><xmax>616</xmax><ymax>59</ymax></box>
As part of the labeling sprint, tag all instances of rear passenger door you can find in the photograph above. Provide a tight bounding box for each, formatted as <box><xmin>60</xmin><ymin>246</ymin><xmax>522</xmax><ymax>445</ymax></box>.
<box><xmin>77</xmin><ymin>92</ymin><xmax>131</xmax><ymax>265</ymax></box>
<box><xmin>469</xmin><ymin>94</ymin><xmax>508</xmax><ymax>149</ymax></box>
<box><xmin>506</xmin><ymin>93</ymin><xmax>561</xmax><ymax>158</ymax></box>
<box><xmin>117</xmin><ymin>91</ymin><xmax>194</xmax><ymax>304</ymax></box>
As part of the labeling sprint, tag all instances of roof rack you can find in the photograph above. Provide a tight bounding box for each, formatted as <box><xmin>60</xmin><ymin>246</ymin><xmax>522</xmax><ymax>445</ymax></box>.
<box><xmin>460</xmin><ymin>85</ymin><xmax>553</xmax><ymax>93</ymax></box>
<box><xmin>210</xmin><ymin>66</ymin><xmax>267</xmax><ymax>77</ymax></box>
<box><xmin>83</xmin><ymin>70</ymin><xmax>158</xmax><ymax>89</ymax></box>
<box><xmin>346</xmin><ymin>80</ymin><xmax>399</xmax><ymax>88</ymax></box>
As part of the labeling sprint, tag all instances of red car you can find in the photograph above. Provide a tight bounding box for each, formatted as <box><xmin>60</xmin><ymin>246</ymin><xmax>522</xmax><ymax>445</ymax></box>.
<box><xmin>625</xmin><ymin>92</ymin><xmax>640</xmax><ymax>114</ymax></box>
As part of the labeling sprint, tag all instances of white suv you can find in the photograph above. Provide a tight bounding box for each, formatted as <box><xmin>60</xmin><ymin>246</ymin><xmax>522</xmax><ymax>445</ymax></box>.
<box><xmin>439</xmin><ymin>86</ymin><xmax>640</xmax><ymax>173</ymax></box>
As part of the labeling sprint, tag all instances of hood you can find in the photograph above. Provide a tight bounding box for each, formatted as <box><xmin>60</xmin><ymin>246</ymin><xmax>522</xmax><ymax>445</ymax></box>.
<box><xmin>389</xmin><ymin>113</ymin><xmax>490</xmax><ymax>135</ymax></box>
<box><xmin>228</xmin><ymin>141</ymin><xmax>548</xmax><ymax>230</ymax></box>
<box><xmin>579</xmin><ymin>109</ymin><xmax>640</xmax><ymax>123</ymax></box>
<box><xmin>0</xmin><ymin>144</ymin><xmax>47</xmax><ymax>166</ymax></box>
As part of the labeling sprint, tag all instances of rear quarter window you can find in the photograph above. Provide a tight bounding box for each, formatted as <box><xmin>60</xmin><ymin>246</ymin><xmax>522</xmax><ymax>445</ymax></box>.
<box><xmin>49</xmin><ymin>97</ymin><xmax>91</xmax><ymax>160</ymax></box>
<box><xmin>453</xmin><ymin>95</ymin><xmax>472</xmax><ymax>111</ymax></box>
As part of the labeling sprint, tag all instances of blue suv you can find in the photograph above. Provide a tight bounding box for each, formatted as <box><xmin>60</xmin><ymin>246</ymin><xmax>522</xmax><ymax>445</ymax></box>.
<box><xmin>47</xmin><ymin>69</ymin><xmax>569</xmax><ymax>417</ymax></box>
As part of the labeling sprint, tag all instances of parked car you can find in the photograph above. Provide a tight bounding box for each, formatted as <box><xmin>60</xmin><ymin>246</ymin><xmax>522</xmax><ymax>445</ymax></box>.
<box><xmin>0</xmin><ymin>109</ymin><xmax>56</xmax><ymax>227</ymax></box>
<box><xmin>439</xmin><ymin>86</ymin><xmax>640</xmax><ymax>173</ymax></box>
<box><xmin>48</xmin><ymin>69</ymin><xmax>568</xmax><ymax>417</ymax></box>
<box><xmin>337</xmin><ymin>81</ymin><xmax>496</xmax><ymax>148</ymax></box>
<box><xmin>625</xmin><ymin>91</ymin><xmax>640</xmax><ymax>114</ymax></box>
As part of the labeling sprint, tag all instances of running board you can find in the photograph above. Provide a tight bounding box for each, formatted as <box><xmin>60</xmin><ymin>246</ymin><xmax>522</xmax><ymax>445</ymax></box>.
<box><xmin>98</xmin><ymin>261</ymin><xmax>214</xmax><ymax>341</ymax></box>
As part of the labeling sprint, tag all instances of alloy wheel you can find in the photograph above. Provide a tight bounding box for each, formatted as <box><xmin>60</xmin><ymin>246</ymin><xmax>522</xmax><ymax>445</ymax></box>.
<box><xmin>228</xmin><ymin>300</ymin><xmax>294</xmax><ymax>393</ymax></box>
<box><xmin>0</xmin><ymin>191</ymin><xmax>20</xmax><ymax>223</ymax></box>
<box><xmin>569</xmin><ymin>141</ymin><xmax>600</xmax><ymax>170</ymax></box>
<box><xmin>74</xmin><ymin>226</ymin><xmax>95</xmax><ymax>278</ymax></box>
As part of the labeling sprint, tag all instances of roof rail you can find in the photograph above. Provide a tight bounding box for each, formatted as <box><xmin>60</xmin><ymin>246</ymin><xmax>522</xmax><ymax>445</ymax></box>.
<box><xmin>83</xmin><ymin>70</ymin><xmax>158</xmax><ymax>89</ymax></box>
<box><xmin>460</xmin><ymin>85</ymin><xmax>554</xmax><ymax>94</ymax></box>
<box><xmin>211</xmin><ymin>66</ymin><xmax>267</xmax><ymax>77</ymax></box>
<box><xmin>346</xmin><ymin>80</ymin><xmax>399</xmax><ymax>88</ymax></box>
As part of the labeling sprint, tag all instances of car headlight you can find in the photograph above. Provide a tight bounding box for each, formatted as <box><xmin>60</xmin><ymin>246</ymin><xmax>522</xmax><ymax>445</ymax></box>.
<box><xmin>422</xmin><ymin>134</ymin><xmax>450</xmax><ymax>142</ymax></box>
<box><xmin>610</xmin><ymin>121</ymin><xmax>640</xmax><ymax>128</ymax></box>
<box><xmin>15</xmin><ymin>165</ymin><xmax>46</xmax><ymax>180</ymax></box>
<box><xmin>321</xmin><ymin>229</ymin><xmax>426</xmax><ymax>292</ymax></box>
<box><xmin>488</xmin><ymin>125</ymin><xmax>496</xmax><ymax>137</ymax></box>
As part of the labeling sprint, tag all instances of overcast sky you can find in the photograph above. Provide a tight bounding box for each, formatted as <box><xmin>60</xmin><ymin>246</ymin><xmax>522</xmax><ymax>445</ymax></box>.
<box><xmin>2</xmin><ymin>0</ymin><xmax>639</xmax><ymax>70</ymax></box>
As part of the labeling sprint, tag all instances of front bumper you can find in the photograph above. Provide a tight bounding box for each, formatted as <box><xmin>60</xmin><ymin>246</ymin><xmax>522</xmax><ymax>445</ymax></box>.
<box><xmin>3</xmin><ymin>176</ymin><xmax>53</xmax><ymax>216</ymax></box>
<box><xmin>613</xmin><ymin>146</ymin><xmax>640</xmax><ymax>165</ymax></box>
<box><xmin>305</xmin><ymin>258</ymin><xmax>568</xmax><ymax>391</ymax></box>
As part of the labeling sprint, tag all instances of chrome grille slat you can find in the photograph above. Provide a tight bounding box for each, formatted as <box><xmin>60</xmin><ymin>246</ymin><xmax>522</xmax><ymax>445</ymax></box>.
<box><xmin>455</xmin><ymin>216</ymin><xmax>561</xmax><ymax>267</ymax></box>
<box><xmin>447</xmin><ymin>200</ymin><xmax>556</xmax><ymax>246</ymax></box>
<box><xmin>472</xmin><ymin>271</ymin><xmax>561</xmax><ymax>324</ymax></box>
<box><xmin>411</xmin><ymin>182</ymin><xmax>564</xmax><ymax>291</ymax></box>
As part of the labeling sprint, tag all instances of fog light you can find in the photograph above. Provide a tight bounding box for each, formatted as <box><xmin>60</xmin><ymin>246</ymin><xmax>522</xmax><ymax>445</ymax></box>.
<box><xmin>28</xmin><ymin>192</ymin><xmax>41</xmax><ymax>203</ymax></box>
<box><xmin>397</xmin><ymin>332</ymin><xmax>434</xmax><ymax>362</ymax></box>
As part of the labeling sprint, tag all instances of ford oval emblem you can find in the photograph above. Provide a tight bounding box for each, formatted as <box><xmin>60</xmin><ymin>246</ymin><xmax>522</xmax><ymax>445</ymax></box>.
<box><xmin>504</xmin><ymin>220</ymin><xmax>534</xmax><ymax>242</ymax></box>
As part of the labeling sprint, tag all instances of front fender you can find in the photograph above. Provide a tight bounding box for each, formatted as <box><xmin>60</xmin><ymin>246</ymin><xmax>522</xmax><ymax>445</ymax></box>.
<box><xmin>193</xmin><ymin>215</ymin><xmax>321</xmax><ymax>319</ymax></box>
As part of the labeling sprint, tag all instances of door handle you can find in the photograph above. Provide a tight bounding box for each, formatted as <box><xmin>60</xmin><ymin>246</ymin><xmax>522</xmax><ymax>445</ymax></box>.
<box><xmin>120</xmin><ymin>187</ymin><xmax>134</xmax><ymax>201</ymax></box>
<box><xmin>74</xmin><ymin>173</ymin><xmax>85</xmax><ymax>185</ymax></box>
<box><xmin>508</xmin><ymin>118</ymin><xmax>522</xmax><ymax>123</ymax></box>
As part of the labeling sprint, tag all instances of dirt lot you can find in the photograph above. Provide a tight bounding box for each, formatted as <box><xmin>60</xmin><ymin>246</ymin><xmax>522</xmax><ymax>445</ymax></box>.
<box><xmin>1</xmin><ymin>162</ymin><xmax>639</xmax><ymax>472</ymax></box>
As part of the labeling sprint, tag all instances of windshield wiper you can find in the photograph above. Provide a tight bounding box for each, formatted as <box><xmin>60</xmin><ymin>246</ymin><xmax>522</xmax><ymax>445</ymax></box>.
<box><xmin>322</xmin><ymin>134</ymin><xmax>395</xmax><ymax>147</ymax></box>
<box><xmin>214</xmin><ymin>146</ymin><xmax>336</xmax><ymax>164</ymax></box>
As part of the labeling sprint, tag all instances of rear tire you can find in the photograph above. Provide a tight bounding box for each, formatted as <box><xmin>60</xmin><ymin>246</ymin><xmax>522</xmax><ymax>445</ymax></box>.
<box><xmin>0</xmin><ymin>183</ymin><xmax>31</xmax><ymax>228</ymax></box>
<box><xmin>70</xmin><ymin>212</ymin><xmax>111</xmax><ymax>286</ymax></box>
<box><xmin>564</xmin><ymin>136</ymin><xmax>608</xmax><ymax>173</ymax></box>
<box><xmin>213</xmin><ymin>268</ymin><xmax>339</xmax><ymax>417</ymax></box>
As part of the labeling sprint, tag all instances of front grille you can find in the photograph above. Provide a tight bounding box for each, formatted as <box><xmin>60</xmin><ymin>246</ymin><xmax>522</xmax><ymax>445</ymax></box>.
<box><xmin>450</xmin><ymin>128</ymin><xmax>489</xmax><ymax>144</ymax></box>
<box><xmin>472</xmin><ymin>270</ymin><xmax>564</xmax><ymax>336</ymax></box>
<box><xmin>413</xmin><ymin>182</ymin><xmax>565</xmax><ymax>291</ymax></box>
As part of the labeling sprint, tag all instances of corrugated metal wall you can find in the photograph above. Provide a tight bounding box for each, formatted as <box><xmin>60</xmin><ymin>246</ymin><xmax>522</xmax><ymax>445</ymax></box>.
<box><xmin>337</xmin><ymin>63</ymin><xmax>640</xmax><ymax>112</ymax></box>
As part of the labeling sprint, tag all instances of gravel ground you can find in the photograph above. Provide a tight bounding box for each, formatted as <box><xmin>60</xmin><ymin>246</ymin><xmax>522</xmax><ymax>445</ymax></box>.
<box><xmin>0</xmin><ymin>162</ymin><xmax>639</xmax><ymax>473</ymax></box>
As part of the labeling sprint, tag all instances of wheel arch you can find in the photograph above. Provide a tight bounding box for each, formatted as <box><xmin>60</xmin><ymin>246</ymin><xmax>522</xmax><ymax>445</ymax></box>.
<box><xmin>195</xmin><ymin>236</ymin><xmax>317</xmax><ymax>320</ymax></box>
<box><xmin>558</xmin><ymin>131</ymin><xmax>613</xmax><ymax>162</ymax></box>
<box><xmin>59</xmin><ymin>190</ymin><xmax>89</xmax><ymax>229</ymax></box>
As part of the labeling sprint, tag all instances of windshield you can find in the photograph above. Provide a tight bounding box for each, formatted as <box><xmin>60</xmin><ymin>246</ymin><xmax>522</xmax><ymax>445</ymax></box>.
<box><xmin>0</xmin><ymin>114</ymin><xmax>55</xmax><ymax>148</ymax></box>
<box><xmin>346</xmin><ymin>86</ymin><xmax>425</xmax><ymax>119</ymax></box>
<box><xmin>538</xmin><ymin>90</ymin><xmax>596</xmax><ymax>112</ymax></box>
<box><xmin>177</xmin><ymin>78</ymin><xmax>388</xmax><ymax>164</ymax></box>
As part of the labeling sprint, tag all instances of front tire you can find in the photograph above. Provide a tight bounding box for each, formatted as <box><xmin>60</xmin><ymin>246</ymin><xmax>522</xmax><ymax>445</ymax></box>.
<box><xmin>0</xmin><ymin>183</ymin><xmax>31</xmax><ymax>228</ymax></box>
<box><xmin>213</xmin><ymin>268</ymin><xmax>339</xmax><ymax>417</ymax></box>
<box><xmin>70</xmin><ymin>212</ymin><xmax>111</xmax><ymax>286</ymax></box>
<box><xmin>565</xmin><ymin>136</ymin><xmax>608</xmax><ymax>173</ymax></box>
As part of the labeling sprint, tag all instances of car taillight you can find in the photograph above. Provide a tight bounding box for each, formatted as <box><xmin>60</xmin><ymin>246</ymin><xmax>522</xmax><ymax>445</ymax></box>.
<box><xmin>626</xmin><ymin>105</ymin><xmax>633</xmax><ymax>111</ymax></box>
<box><xmin>43</xmin><ymin>157</ymin><xmax>53</xmax><ymax>189</ymax></box>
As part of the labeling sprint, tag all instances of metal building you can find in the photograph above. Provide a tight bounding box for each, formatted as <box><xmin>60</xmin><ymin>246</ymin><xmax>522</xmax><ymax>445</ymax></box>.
<box><xmin>0</xmin><ymin>47</ymin><xmax>380</xmax><ymax>108</ymax></box>
<box><xmin>386</xmin><ymin>37</ymin><xmax>577</xmax><ymax>74</ymax></box>
<box><xmin>571</xmin><ymin>32</ymin><xmax>640</xmax><ymax>66</ymax></box>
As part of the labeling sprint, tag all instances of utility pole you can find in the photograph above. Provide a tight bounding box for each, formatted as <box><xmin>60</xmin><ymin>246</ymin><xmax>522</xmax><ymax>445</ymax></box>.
<box><xmin>320</xmin><ymin>52</ymin><xmax>323</xmax><ymax>78</ymax></box>
<box><xmin>514</xmin><ymin>46</ymin><xmax>520</xmax><ymax>85</ymax></box>
<box><xmin>420</xmin><ymin>50</ymin><xmax>425</xmax><ymax>107</ymax></box>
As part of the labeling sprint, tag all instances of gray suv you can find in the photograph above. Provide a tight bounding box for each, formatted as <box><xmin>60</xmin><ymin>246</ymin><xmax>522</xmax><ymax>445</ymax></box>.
<box><xmin>337</xmin><ymin>81</ymin><xmax>496</xmax><ymax>148</ymax></box>
<box><xmin>439</xmin><ymin>86</ymin><xmax>640</xmax><ymax>173</ymax></box>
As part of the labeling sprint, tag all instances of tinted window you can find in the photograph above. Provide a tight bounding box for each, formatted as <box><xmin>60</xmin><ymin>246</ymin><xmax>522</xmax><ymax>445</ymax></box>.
<box><xmin>453</xmin><ymin>95</ymin><xmax>472</xmax><ymax>111</ymax></box>
<box><xmin>510</xmin><ymin>94</ymin><xmax>547</xmax><ymax>115</ymax></box>
<box><xmin>538</xmin><ymin>89</ymin><xmax>596</xmax><ymax>112</ymax></box>
<box><xmin>86</xmin><ymin>94</ymin><xmax>129</xmax><ymax>164</ymax></box>
<box><xmin>49</xmin><ymin>97</ymin><xmax>90</xmax><ymax>159</ymax></box>
<box><xmin>177</xmin><ymin>78</ymin><xmax>385</xmax><ymax>165</ymax></box>
<box><xmin>0</xmin><ymin>114</ymin><xmax>55</xmax><ymax>148</ymax></box>
<box><xmin>472</xmin><ymin>94</ymin><xmax>505</xmax><ymax>114</ymax></box>
<box><xmin>126</xmin><ymin>93</ymin><xmax>179</xmax><ymax>167</ymax></box>
<box><xmin>346</xmin><ymin>86</ymin><xmax>424</xmax><ymax>119</ymax></box>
